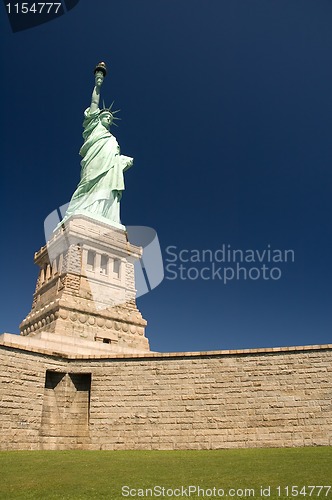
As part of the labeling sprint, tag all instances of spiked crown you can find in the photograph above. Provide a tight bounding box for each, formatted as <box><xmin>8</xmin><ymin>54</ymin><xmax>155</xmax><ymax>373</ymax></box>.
<box><xmin>99</xmin><ymin>100</ymin><xmax>121</xmax><ymax>127</ymax></box>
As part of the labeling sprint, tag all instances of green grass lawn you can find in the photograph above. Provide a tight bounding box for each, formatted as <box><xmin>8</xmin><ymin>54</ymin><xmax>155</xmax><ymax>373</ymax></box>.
<box><xmin>0</xmin><ymin>447</ymin><xmax>331</xmax><ymax>499</ymax></box>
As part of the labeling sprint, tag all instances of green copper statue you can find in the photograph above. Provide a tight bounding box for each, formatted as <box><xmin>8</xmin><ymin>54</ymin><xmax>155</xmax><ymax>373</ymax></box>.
<box><xmin>62</xmin><ymin>62</ymin><xmax>133</xmax><ymax>227</ymax></box>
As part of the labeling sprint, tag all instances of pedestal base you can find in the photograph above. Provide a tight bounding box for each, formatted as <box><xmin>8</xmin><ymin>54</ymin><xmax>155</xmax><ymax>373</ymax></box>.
<box><xmin>20</xmin><ymin>214</ymin><xmax>150</xmax><ymax>353</ymax></box>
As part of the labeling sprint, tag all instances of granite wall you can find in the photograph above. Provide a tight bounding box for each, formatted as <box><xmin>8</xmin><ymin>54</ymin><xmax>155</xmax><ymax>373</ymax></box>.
<box><xmin>0</xmin><ymin>342</ymin><xmax>331</xmax><ymax>450</ymax></box>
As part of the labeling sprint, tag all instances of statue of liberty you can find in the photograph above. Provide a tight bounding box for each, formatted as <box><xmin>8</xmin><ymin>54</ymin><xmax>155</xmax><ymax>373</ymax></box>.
<box><xmin>62</xmin><ymin>62</ymin><xmax>133</xmax><ymax>227</ymax></box>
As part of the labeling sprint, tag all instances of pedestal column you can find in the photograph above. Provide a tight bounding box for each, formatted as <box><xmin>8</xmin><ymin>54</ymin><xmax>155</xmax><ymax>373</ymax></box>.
<box><xmin>20</xmin><ymin>214</ymin><xmax>150</xmax><ymax>352</ymax></box>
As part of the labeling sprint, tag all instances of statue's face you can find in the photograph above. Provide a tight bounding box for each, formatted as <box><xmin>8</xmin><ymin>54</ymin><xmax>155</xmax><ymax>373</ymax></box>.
<box><xmin>100</xmin><ymin>112</ymin><xmax>113</xmax><ymax>130</ymax></box>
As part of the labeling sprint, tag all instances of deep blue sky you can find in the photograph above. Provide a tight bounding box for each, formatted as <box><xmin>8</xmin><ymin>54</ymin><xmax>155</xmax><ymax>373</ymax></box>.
<box><xmin>1</xmin><ymin>0</ymin><xmax>331</xmax><ymax>352</ymax></box>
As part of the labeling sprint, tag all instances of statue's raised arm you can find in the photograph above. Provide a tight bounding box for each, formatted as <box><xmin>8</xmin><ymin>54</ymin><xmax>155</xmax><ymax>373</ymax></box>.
<box><xmin>90</xmin><ymin>62</ymin><xmax>107</xmax><ymax>114</ymax></box>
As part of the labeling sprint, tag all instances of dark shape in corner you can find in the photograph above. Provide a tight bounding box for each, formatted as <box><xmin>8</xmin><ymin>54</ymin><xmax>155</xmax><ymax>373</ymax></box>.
<box><xmin>4</xmin><ymin>0</ymin><xmax>81</xmax><ymax>33</ymax></box>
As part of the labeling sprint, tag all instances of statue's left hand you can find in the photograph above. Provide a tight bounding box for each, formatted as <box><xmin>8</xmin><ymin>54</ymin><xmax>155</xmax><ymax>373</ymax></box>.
<box><xmin>113</xmin><ymin>190</ymin><xmax>122</xmax><ymax>201</ymax></box>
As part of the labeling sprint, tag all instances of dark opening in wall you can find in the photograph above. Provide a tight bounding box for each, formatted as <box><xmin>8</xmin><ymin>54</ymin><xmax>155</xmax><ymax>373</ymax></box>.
<box><xmin>41</xmin><ymin>371</ymin><xmax>92</xmax><ymax>441</ymax></box>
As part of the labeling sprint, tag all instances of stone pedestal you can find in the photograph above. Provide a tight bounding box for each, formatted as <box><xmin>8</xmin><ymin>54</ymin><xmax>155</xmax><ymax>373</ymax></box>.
<box><xmin>20</xmin><ymin>214</ymin><xmax>150</xmax><ymax>353</ymax></box>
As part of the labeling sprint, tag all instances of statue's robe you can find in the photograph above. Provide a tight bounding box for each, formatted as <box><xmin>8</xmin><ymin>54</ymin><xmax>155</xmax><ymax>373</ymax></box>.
<box><xmin>64</xmin><ymin>107</ymin><xmax>133</xmax><ymax>223</ymax></box>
